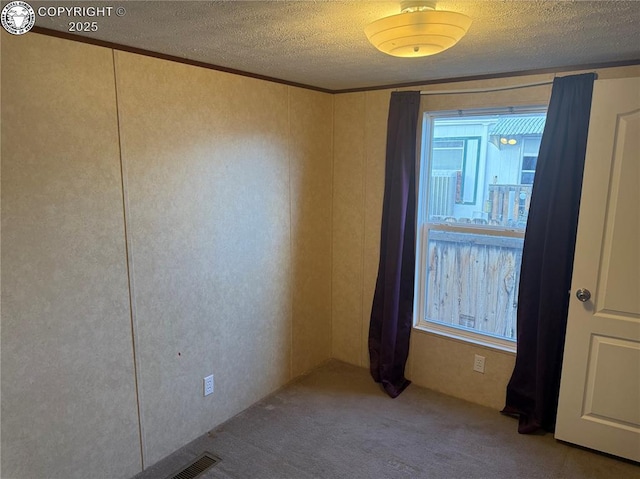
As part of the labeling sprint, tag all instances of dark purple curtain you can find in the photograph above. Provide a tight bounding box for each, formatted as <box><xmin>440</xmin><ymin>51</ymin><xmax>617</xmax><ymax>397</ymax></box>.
<box><xmin>369</xmin><ymin>91</ymin><xmax>420</xmax><ymax>398</ymax></box>
<box><xmin>503</xmin><ymin>73</ymin><xmax>596</xmax><ymax>433</ymax></box>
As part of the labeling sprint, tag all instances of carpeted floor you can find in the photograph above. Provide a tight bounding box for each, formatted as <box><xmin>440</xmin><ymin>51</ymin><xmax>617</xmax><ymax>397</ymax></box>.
<box><xmin>132</xmin><ymin>360</ymin><xmax>639</xmax><ymax>479</ymax></box>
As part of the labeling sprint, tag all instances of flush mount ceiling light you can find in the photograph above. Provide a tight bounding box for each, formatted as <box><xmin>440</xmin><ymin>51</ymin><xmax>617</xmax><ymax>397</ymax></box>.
<box><xmin>365</xmin><ymin>1</ymin><xmax>472</xmax><ymax>58</ymax></box>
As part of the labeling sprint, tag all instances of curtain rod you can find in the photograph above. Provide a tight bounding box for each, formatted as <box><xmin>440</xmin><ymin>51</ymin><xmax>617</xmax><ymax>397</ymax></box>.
<box><xmin>420</xmin><ymin>80</ymin><xmax>554</xmax><ymax>96</ymax></box>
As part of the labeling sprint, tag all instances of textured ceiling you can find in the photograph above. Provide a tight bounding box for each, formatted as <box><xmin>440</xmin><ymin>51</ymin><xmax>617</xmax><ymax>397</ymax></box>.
<box><xmin>29</xmin><ymin>0</ymin><xmax>640</xmax><ymax>91</ymax></box>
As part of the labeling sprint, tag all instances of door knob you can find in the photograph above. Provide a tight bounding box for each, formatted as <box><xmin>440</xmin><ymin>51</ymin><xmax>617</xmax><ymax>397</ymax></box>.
<box><xmin>576</xmin><ymin>288</ymin><xmax>591</xmax><ymax>302</ymax></box>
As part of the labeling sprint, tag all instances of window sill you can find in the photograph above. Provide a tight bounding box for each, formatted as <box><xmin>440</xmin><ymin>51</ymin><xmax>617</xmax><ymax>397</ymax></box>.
<box><xmin>413</xmin><ymin>319</ymin><xmax>517</xmax><ymax>354</ymax></box>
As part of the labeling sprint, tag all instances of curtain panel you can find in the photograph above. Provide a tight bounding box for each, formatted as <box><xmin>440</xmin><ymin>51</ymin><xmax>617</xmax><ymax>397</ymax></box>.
<box><xmin>368</xmin><ymin>91</ymin><xmax>421</xmax><ymax>398</ymax></box>
<box><xmin>503</xmin><ymin>73</ymin><xmax>596</xmax><ymax>433</ymax></box>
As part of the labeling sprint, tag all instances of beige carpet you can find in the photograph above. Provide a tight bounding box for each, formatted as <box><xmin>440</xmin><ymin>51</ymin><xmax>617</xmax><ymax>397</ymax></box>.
<box><xmin>132</xmin><ymin>360</ymin><xmax>639</xmax><ymax>479</ymax></box>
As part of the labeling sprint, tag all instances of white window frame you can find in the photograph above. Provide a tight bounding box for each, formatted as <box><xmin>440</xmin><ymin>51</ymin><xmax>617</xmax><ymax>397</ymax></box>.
<box><xmin>414</xmin><ymin>106</ymin><xmax>547</xmax><ymax>353</ymax></box>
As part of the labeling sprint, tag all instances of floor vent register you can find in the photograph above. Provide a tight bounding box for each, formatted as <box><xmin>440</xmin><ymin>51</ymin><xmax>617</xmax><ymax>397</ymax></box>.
<box><xmin>167</xmin><ymin>452</ymin><xmax>220</xmax><ymax>479</ymax></box>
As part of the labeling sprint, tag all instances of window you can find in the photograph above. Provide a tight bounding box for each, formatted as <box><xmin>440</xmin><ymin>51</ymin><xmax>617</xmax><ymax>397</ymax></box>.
<box><xmin>521</xmin><ymin>155</ymin><xmax>537</xmax><ymax>184</ymax></box>
<box><xmin>520</xmin><ymin>137</ymin><xmax>542</xmax><ymax>184</ymax></box>
<box><xmin>415</xmin><ymin>108</ymin><xmax>546</xmax><ymax>351</ymax></box>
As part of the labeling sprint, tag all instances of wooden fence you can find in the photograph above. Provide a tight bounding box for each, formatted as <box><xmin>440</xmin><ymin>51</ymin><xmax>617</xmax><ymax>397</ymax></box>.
<box><xmin>425</xmin><ymin>230</ymin><xmax>523</xmax><ymax>339</ymax></box>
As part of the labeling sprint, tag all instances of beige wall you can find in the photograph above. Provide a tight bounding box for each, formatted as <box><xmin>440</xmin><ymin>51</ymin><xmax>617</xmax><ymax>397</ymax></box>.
<box><xmin>331</xmin><ymin>65</ymin><xmax>640</xmax><ymax>411</ymax></box>
<box><xmin>1</xmin><ymin>32</ymin><xmax>332</xmax><ymax>478</ymax></box>
<box><xmin>332</xmin><ymin>90</ymin><xmax>388</xmax><ymax>368</ymax></box>
<box><xmin>1</xmin><ymin>32</ymin><xmax>141</xmax><ymax>479</ymax></box>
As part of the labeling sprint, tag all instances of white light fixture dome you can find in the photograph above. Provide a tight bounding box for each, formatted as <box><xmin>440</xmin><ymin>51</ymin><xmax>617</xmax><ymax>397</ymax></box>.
<box><xmin>365</xmin><ymin>1</ymin><xmax>472</xmax><ymax>58</ymax></box>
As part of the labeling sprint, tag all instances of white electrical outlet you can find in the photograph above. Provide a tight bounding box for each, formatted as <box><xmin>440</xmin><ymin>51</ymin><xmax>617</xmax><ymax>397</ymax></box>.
<box><xmin>204</xmin><ymin>374</ymin><xmax>214</xmax><ymax>396</ymax></box>
<box><xmin>473</xmin><ymin>354</ymin><xmax>485</xmax><ymax>373</ymax></box>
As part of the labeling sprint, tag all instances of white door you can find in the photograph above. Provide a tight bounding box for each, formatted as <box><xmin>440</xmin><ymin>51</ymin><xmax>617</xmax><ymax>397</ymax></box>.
<box><xmin>556</xmin><ymin>77</ymin><xmax>640</xmax><ymax>462</ymax></box>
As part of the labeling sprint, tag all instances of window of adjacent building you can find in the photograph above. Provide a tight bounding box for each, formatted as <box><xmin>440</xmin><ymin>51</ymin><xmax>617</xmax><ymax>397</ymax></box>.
<box><xmin>520</xmin><ymin>137</ymin><xmax>542</xmax><ymax>184</ymax></box>
<box><xmin>414</xmin><ymin>108</ymin><xmax>547</xmax><ymax>352</ymax></box>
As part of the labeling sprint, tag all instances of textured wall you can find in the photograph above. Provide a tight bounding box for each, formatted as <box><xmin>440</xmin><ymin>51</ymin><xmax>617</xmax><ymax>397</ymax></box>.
<box><xmin>331</xmin><ymin>66</ymin><xmax>640</xmax><ymax>410</ymax></box>
<box><xmin>2</xmin><ymin>32</ymin><xmax>333</xmax><ymax>477</ymax></box>
<box><xmin>332</xmin><ymin>93</ymin><xmax>365</xmax><ymax>365</ymax></box>
<box><xmin>114</xmin><ymin>52</ymin><xmax>292</xmax><ymax>466</ymax></box>
<box><xmin>113</xmin><ymin>51</ymin><xmax>332</xmax><ymax>466</ymax></box>
<box><xmin>289</xmin><ymin>88</ymin><xmax>333</xmax><ymax>377</ymax></box>
<box><xmin>331</xmin><ymin>91</ymin><xmax>389</xmax><ymax>367</ymax></box>
<box><xmin>1</xmin><ymin>33</ymin><xmax>141</xmax><ymax>479</ymax></box>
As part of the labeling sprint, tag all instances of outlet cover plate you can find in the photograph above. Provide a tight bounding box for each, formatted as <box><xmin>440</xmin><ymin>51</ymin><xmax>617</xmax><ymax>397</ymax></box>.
<box><xmin>473</xmin><ymin>355</ymin><xmax>485</xmax><ymax>373</ymax></box>
<box><xmin>204</xmin><ymin>375</ymin><xmax>214</xmax><ymax>396</ymax></box>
